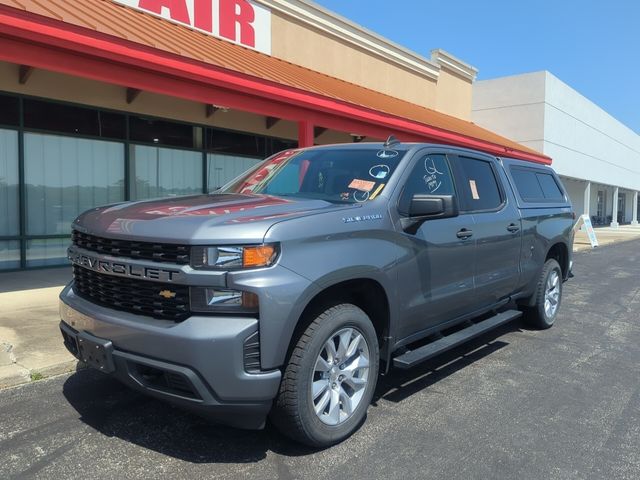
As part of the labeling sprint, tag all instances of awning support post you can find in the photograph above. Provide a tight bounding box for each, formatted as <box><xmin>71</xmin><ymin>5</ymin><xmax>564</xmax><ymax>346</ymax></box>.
<box><xmin>298</xmin><ymin>121</ymin><xmax>314</xmax><ymax>148</ymax></box>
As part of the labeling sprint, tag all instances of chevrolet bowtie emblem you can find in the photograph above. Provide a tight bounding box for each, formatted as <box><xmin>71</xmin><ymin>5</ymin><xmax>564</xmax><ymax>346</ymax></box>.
<box><xmin>159</xmin><ymin>290</ymin><xmax>176</xmax><ymax>299</ymax></box>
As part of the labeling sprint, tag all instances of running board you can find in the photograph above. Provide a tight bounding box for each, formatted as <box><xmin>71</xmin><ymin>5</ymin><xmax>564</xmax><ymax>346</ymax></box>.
<box><xmin>393</xmin><ymin>309</ymin><xmax>522</xmax><ymax>369</ymax></box>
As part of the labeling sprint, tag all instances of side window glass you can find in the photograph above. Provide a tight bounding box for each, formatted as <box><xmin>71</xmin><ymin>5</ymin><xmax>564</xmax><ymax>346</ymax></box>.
<box><xmin>536</xmin><ymin>173</ymin><xmax>564</xmax><ymax>200</ymax></box>
<box><xmin>511</xmin><ymin>168</ymin><xmax>544</xmax><ymax>200</ymax></box>
<box><xmin>399</xmin><ymin>154</ymin><xmax>455</xmax><ymax>215</ymax></box>
<box><xmin>510</xmin><ymin>167</ymin><xmax>564</xmax><ymax>202</ymax></box>
<box><xmin>458</xmin><ymin>156</ymin><xmax>502</xmax><ymax>211</ymax></box>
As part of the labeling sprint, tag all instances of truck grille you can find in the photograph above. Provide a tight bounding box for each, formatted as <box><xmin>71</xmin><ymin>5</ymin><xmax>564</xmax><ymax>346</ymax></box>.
<box><xmin>72</xmin><ymin>230</ymin><xmax>190</xmax><ymax>265</ymax></box>
<box><xmin>72</xmin><ymin>265</ymin><xmax>190</xmax><ymax>321</ymax></box>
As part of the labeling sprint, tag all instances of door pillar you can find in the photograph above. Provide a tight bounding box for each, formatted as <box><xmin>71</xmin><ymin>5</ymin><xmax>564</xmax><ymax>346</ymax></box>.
<box><xmin>297</xmin><ymin>121</ymin><xmax>314</xmax><ymax>148</ymax></box>
<box><xmin>610</xmin><ymin>186</ymin><xmax>619</xmax><ymax>228</ymax></box>
<box><xmin>583</xmin><ymin>181</ymin><xmax>591</xmax><ymax>217</ymax></box>
<box><xmin>632</xmin><ymin>191</ymin><xmax>639</xmax><ymax>225</ymax></box>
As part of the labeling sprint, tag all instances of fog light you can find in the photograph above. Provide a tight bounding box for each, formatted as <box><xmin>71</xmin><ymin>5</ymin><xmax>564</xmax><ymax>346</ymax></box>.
<box><xmin>190</xmin><ymin>287</ymin><xmax>259</xmax><ymax>314</ymax></box>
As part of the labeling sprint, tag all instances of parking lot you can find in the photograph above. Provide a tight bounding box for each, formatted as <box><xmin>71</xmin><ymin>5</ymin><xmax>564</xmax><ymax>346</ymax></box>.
<box><xmin>1</xmin><ymin>240</ymin><xmax>639</xmax><ymax>480</ymax></box>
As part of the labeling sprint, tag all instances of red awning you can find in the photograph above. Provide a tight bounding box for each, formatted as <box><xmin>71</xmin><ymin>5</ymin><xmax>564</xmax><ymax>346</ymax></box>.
<box><xmin>0</xmin><ymin>0</ymin><xmax>551</xmax><ymax>164</ymax></box>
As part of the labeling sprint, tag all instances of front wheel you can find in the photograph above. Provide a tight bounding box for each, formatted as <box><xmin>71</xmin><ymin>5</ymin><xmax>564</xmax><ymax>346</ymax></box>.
<box><xmin>270</xmin><ymin>304</ymin><xmax>379</xmax><ymax>447</ymax></box>
<box><xmin>524</xmin><ymin>258</ymin><xmax>563</xmax><ymax>329</ymax></box>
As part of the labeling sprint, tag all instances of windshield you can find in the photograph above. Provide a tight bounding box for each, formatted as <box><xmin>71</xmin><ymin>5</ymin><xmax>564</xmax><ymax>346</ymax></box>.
<box><xmin>220</xmin><ymin>148</ymin><xmax>406</xmax><ymax>203</ymax></box>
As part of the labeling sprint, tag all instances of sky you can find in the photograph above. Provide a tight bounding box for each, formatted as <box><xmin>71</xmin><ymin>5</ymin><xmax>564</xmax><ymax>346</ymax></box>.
<box><xmin>313</xmin><ymin>0</ymin><xmax>640</xmax><ymax>133</ymax></box>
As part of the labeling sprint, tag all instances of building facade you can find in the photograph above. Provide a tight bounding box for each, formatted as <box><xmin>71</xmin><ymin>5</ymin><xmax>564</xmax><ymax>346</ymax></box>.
<box><xmin>473</xmin><ymin>71</ymin><xmax>640</xmax><ymax>228</ymax></box>
<box><xmin>0</xmin><ymin>0</ymin><xmax>549</xmax><ymax>270</ymax></box>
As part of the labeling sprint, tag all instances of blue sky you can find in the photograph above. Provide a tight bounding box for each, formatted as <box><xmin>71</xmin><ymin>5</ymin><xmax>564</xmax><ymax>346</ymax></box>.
<box><xmin>313</xmin><ymin>0</ymin><xmax>640</xmax><ymax>133</ymax></box>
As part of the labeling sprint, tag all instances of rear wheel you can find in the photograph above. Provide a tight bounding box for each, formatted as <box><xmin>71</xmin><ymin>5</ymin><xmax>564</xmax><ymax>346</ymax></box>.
<box><xmin>270</xmin><ymin>304</ymin><xmax>379</xmax><ymax>447</ymax></box>
<box><xmin>524</xmin><ymin>258</ymin><xmax>562</xmax><ymax>329</ymax></box>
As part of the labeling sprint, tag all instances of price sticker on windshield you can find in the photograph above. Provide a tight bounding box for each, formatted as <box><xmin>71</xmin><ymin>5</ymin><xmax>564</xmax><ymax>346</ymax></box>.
<box><xmin>349</xmin><ymin>179</ymin><xmax>376</xmax><ymax>192</ymax></box>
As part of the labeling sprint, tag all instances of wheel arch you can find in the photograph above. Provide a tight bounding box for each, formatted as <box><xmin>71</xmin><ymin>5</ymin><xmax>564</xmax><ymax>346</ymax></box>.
<box><xmin>546</xmin><ymin>241</ymin><xmax>570</xmax><ymax>279</ymax></box>
<box><xmin>284</xmin><ymin>277</ymin><xmax>392</xmax><ymax>368</ymax></box>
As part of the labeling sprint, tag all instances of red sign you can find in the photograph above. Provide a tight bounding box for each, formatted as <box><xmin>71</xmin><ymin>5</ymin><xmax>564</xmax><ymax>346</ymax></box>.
<box><xmin>113</xmin><ymin>0</ymin><xmax>272</xmax><ymax>54</ymax></box>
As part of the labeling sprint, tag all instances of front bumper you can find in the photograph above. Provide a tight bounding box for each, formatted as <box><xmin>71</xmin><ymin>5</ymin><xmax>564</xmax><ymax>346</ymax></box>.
<box><xmin>59</xmin><ymin>284</ymin><xmax>281</xmax><ymax>429</ymax></box>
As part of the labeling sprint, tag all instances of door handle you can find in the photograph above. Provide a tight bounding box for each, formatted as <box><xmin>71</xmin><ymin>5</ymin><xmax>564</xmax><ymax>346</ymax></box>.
<box><xmin>507</xmin><ymin>223</ymin><xmax>520</xmax><ymax>233</ymax></box>
<box><xmin>456</xmin><ymin>228</ymin><xmax>473</xmax><ymax>239</ymax></box>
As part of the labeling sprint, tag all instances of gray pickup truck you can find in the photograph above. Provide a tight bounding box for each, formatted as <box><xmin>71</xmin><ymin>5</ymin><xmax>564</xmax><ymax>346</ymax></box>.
<box><xmin>59</xmin><ymin>138</ymin><xmax>574</xmax><ymax>447</ymax></box>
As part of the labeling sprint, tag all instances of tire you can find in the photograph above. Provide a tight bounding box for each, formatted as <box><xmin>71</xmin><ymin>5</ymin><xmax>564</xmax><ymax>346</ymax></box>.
<box><xmin>270</xmin><ymin>304</ymin><xmax>379</xmax><ymax>448</ymax></box>
<box><xmin>524</xmin><ymin>258</ymin><xmax>563</xmax><ymax>329</ymax></box>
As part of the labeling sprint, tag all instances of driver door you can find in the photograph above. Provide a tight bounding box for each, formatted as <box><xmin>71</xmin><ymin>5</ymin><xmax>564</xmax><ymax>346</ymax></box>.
<box><xmin>394</xmin><ymin>152</ymin><xmax>477</xmax><ymax>340</ymax></box>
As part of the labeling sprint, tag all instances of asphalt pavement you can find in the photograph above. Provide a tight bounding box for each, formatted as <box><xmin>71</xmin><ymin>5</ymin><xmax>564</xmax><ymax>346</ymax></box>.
<box><xmin>1</xmin><ymin>240</ymin><xmax>639</xmax><ymax>480</ymax></box>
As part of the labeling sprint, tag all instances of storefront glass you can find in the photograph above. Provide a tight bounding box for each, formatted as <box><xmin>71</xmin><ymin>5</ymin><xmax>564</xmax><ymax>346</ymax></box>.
<box><xmin>25</xmin><ymin>239</ymin><xmax>69</xmax><ymax>268</ymax></box>
<box><xmin>0</xmin><ymin>241</ymin><xmax>20</xmax><ymax>270</ymax></box>
<box><xmin>130</xmin><ymin>145</ymin><xmax>203</xmax><ymax>200</ymax></box>
<box><xmin>207</xmin><ymin>153</ymin><xmax>262</xmax><ymax>190</ymax></box>
<box><xmin>0</xmin><ymin>91</ymin><xmax>297</xmax><ymax>269</ymax></box>
<box><xmin>24</xmin><ymin>133</ymin><xmax>125</xmax><ymax>235</ymax></box>
<box><xmin>0</xmin><ymin>129</ymin><xmax>19</xmax><ymax>237</ymax></box>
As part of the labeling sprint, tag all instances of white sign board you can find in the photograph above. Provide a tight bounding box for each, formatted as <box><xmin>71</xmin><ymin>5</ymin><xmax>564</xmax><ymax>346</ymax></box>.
<box><xmin>573</xmin><ymin>214</ymin><xmax>598</xmax><ymax>248</ymax></box>
<box><xmin>113</xmin><ymin>0</ymin><xmax>272</xmax><ymax>55</ymax></box>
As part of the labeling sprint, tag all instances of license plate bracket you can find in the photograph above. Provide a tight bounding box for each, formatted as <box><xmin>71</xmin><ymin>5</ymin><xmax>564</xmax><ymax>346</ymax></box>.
<box><xmin>76</xmin><ymin>331</ymin><xmax>116</xmax><ymax>374</ymax></box>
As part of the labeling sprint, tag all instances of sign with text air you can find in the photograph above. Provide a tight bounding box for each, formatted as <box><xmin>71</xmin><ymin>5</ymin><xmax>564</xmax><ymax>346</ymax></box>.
<box><xmin>113</xmin><ymin>0</ymin><xmax>272</xmax><ymax>55</ymax></box>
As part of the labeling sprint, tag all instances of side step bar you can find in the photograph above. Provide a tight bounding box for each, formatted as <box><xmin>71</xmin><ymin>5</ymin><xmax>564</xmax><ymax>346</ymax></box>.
<box><xmin>393</xmin><ymin>309</ymin><xmax>522</xmax><ymax>369</ymax></box>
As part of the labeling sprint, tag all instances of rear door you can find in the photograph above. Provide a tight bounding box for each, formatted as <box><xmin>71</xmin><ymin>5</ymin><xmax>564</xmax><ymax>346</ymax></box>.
<box><xmin>452</xmin><ymin>154</ymin><xmax>522</xmax><ymax>307</ymax></box>
<box><xmin>394</xmin><ymin>151</ymin><xmax>477</xmax><ymax>339</ymax></box>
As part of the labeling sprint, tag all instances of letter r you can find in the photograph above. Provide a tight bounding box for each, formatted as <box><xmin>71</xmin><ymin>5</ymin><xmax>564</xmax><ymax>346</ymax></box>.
<box><xmin>219</xmin><ymin>0</ymin><xmax>256</xmax><ymax>47</ymax></box>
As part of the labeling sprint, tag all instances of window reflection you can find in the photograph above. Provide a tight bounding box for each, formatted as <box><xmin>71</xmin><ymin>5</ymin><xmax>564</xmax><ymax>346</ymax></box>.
<box><xmin>0</xmin><ymin>129</ymin><xmax>19</xmax><ymax>237</ymax></box>
<box><xmin>24</xmin><ymin>133</ymin><xmax>125</xmax><ymax>235</ymax></box>
<box><xmin>130</xmin><ymin>145</ymin><xmax>202</xmax><ymax>200</ymax></box>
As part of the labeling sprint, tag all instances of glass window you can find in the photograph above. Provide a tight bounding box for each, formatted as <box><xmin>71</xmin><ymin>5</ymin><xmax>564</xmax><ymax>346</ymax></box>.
<box><xmin>0</xmin><ymin>94</ymin><xmax>19</xmax><ymax>127</ymax></box>
<box><xmin>221</xmin><ymin>148</ymin><xmax>405</xmax><ymax>203</ymax></box>
<box><xmin>458</xmin><ymin>156</ymin><xmax>503</xmax><ymax>211</ymax></box>
<box><xmin>399</xmin><ymin>154</ymin><xmax>455</xmax><ymax>215</ymax></box>
<box><xmin>25</xmin><ymin>133</ymin><xmax>125</xmax><ymax>235</ymax></box>
<box><xmin>130</xmin><ymin>116</ymin><xmax>201</xmax><ymax>149</ymax></box>
<box><xmin>208</xmin><ymin>153</ymin><xmax>263</xmax><ymax>191</ymax></box>
<box><xmin>130</xmin><ymin>145</ymin><xmax>202</xmax><ymax>200</ymax></box>
<box><xmin>0</xmin><ymin>240</ymin><xmax>20</xmax><ymax>270</ymax></box>
<box><xmin>24</xmin><ymin>99</ymin><xmax>126</xmax><ymax>139</ymax></box>
<box><xmin>536</xmin><ymin>173</ymin><xmax>564</xmax><ymax>200</ymax></box>
<box><xmin>26</xmin><ymin>238</ymin><xmax>70</xmax><ymax>267</ymax></box>
<box><xmin>0</xmin><ymin>129</ymin><xmax>19</xmax><ymax>236</ymax></box>
<box><xmin>511</xmin><ymin>167</ymin><xmax>564</xmax><ymax>202</ymax></box>
<box><xmin>206</xmin><ymin>128</ymin><xmax>265</xmax><ymax>156</ymax></box>
<box><xmin>511</xmin><ymin>168</ymin><xmax>544</xmax><ymax>200</ymax></box>
<box><xmin>205</xmin><ymin>127</ymin><xmax>297</xmax><ymax>158</ymax></box>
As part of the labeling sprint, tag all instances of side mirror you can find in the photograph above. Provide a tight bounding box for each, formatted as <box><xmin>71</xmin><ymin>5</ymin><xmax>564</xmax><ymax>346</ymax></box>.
<box><xmin>402</xmin><ymin>194</ymin><xmax>458</xmax><ymax>233</ymax></box>
<box><xmin>409</xmin><ymin>194</ymin><xmax>458</xmax><ymax>218</ymax></box>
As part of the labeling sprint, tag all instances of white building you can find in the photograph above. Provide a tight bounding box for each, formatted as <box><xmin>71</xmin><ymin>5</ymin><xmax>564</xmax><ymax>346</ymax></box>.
<box><xmin>473</xmin><ymin>71</ymin><xmax>640</xmax><ymax>227</ymax></box>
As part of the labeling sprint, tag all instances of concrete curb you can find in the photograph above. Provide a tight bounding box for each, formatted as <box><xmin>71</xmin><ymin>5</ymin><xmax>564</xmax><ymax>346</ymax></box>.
<box><xmin>0</xmin><ymin>359</ymin><xmax>83</xmax><ymax>390</ymax></box>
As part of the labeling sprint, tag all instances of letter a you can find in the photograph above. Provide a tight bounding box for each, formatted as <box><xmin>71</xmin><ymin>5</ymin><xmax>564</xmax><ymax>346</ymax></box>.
<box><xmin>139</xmin><ymin>0</ymin><xmax>190</xmax><ymax>24</ymax></box>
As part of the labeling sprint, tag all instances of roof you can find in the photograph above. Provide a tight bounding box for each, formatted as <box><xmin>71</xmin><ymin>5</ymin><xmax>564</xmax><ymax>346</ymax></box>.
<box><xmin>0</xmin><ymin>0</ymin><xmax>551</xmax><ymax>163</ymax></box>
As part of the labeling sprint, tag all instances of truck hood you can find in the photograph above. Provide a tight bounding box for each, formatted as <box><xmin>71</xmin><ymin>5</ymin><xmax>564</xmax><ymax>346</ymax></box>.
<box><xmin>74</xmin><ymin>193</ymin><xmax>354</xmax><ymax>244</ymax></box>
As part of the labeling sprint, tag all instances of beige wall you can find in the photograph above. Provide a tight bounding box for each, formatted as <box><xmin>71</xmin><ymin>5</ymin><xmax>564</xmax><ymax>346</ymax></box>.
<box><xmin>271</xmin><ymin>12</ymin><xmax>438</xmax><ymax>108</ymax></box>
<box><xmin>270</xmin><ymin>12</ymin><xmax>473</xmax><ymax>119</ymax></box>
<box><xmin>435</xmin><ymin>69</ymin><xmax>473</xmax><ymax>120</ymax></box>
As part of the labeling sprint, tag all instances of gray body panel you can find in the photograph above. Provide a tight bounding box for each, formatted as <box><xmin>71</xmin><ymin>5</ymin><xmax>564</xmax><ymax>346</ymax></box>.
<box><xmin>59</xmin><ymin>142</ymin><xmax>574</xmax><ymax>428</ymax></box>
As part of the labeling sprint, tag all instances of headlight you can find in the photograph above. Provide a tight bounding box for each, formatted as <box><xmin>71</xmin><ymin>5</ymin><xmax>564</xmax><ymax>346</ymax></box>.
<box><xmin>191</xmin><ymin>244</ymin><xmax>278</xmax><ymax>270</ymax></box>
<box><xmin>190</xmin><ymin>287</ymin><xmax>259</xmax><ymax>314</ymax></box>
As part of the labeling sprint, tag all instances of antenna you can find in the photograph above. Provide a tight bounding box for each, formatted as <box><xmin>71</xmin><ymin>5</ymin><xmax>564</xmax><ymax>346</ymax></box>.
<box><xmin>384</xmin><ymin>135</ymin><xmax>400</xmax><ymax>148</ymax></box>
